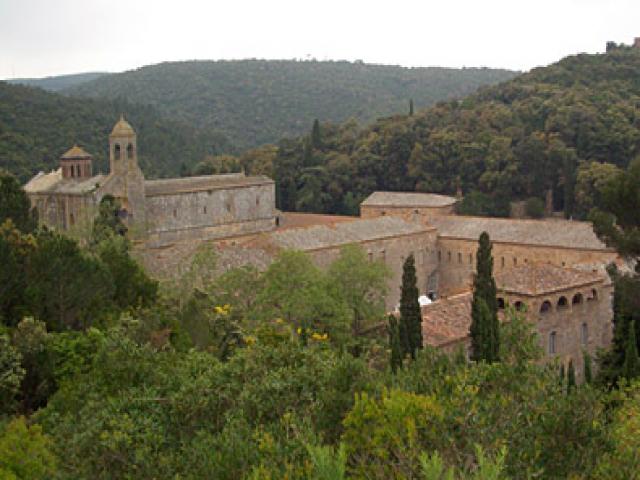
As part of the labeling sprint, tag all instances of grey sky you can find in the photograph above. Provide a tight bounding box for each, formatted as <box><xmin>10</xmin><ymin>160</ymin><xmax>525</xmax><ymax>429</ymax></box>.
<box><xmin>1</xmin><ymin>0</ymin><xmax>638</xmax><ymax>79</ymax></box>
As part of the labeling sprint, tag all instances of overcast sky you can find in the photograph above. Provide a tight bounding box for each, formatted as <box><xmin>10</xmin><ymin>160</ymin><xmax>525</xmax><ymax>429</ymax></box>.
<box><xmin>1</xmin><ymin>0</ymin><xmax>639</xmax><ymax>79</ymax></box>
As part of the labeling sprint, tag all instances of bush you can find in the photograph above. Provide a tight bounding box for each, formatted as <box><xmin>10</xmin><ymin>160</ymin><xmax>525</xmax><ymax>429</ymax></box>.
<box><xmin>525</xmin><ymin>197</ymin><xmax>545</xmax><ymax>218</ymax></box>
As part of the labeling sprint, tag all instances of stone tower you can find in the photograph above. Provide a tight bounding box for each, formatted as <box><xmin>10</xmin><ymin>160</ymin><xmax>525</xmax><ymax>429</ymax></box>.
<box><xmin>105</xmin><ymin>115</ymin><xmax>146</xmax><ymax>230</ymax></box>
<box><xmin>60</xmin><ymin>145</ymin><xmax>92</xmax><ymax>180</ymax></box>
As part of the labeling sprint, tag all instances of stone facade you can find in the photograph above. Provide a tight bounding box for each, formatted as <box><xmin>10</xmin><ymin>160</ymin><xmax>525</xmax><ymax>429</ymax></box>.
<box><xmin>360</xmin><ymin>191</ymin><xmax>457</xmax><ymax>220</ymax></box>
<box><xmin>24</xmin><ymin>118</ymin><xmax>277</xmax><ymax>243</ymax></box>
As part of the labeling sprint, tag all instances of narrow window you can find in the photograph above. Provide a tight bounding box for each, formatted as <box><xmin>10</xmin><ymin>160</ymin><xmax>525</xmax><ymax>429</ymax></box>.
<box><xmin>549</xmin><ymin>331</ymin><xmax>557</xmax><ymax>354</ymax></box>
<box><xmin>127</xmin><ymin>143</ymin><xmax>134</xmax><ymax>159</ymax></box>
<box><xmin>114</xmin><ymin>144</ymin><xmax>121</xmax><ymax>160</ymax></box>
<box><xmin>203</xmin><ymin>206</ymin><xmax>207</xmax><ymax>214</ymax></box>
<box><xmin>498</xmin><ymin>298</ymin><xmax>505</xmax><ymax>309</ymax></box>
<box><xmin>438</xmin><ymin>250</ymin><xmax>442</xmax><ymax>262</ymax></box>
<box><xmin>469</xmin><ymin>253</ymin><xmax>473</xmax><ymax>264</ymax></box>
<box><xmin>458</xmin><ymin>252</ymin><xmax>462</xmax><ymax>263</ymax></box>
<box><xmin>581</xmin><ymin>323</ymin><xmax>588</xmax><ymax>345</ymax></box>
<box><xmin>513</xmin><ymin>257</ymin><xmax>517</xmax><ymax>266</ymax></box>
<box><xmin>572</xmin><ymin>293</ymin><xmax>583</xmax><ymax>305</ymax></box>
<box><xmin>173</xmin><ymin>209</ymin><xmax>177</xmax><ymax>218</ymax></box>
<box><xmin>501</xmin><ymin>257</ymin><xmax>505</xmax><ymax>268</ymax></box>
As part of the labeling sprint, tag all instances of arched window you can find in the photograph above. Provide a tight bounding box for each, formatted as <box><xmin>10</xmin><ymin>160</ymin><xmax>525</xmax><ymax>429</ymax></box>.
<box><xmin>581</xmin><ymin>323</ymin><xmax>588</xmax><ymax>345</ymax></box>
<box><xmin>127</xmin><ymin>143</ymin><xmax>134</xmax><ymax>159</ymax></box>
<box><xmin>514</xmin><ymin>301</ymin><xmax>526</xmax><ymax>312</ymax></box>
<box><xmin>114</xmin><ymin>144</ymin><xmax>121</xmax><ymax>160</ymax></box>
<box><xmin>540</xmin><ymin>300</ymin><xmax>552</xmax><ymax>314</ymax></box>
<box><xmin>589</xmin><ymin>289</ymin><xmax>598</xmax><ymax>301</ymax></box>
<box><xmin>572</xmin><ymin>293</ymin><xmax>583</xmax><ymax>305</ymax></box>
<box><xmin>549</xmin><ymin>331</ymin><xmax>557</xmax><ymax>354</ymax></box>
<box><xmin>497</xmin><ymin>298</ymin><xmax>505</xmax><ymax>309</ymax></box>
<box><xmin>557</xmin><ymin>296</ymin><xmax>569</xmax><ymax>309</ymax></box>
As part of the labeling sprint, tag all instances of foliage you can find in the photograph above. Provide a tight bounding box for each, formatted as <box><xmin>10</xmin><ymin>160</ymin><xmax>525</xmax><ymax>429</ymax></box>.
<box><xmin>524</xmin><ymin>196</ymin><xmax>545</xmax><ymax>218</ymax></box>
<box><xmin>65</xmin><ymin>59</ymin><xmax>516</xmax><ymax>151</ymax></box>
<box><xmin>0</xmin><ymin>416</ymin><xmax>57</xmax><ymax>479</ymax></box>
<box><xmin>0</xmin><ymin>170</ymin><xmax>36</xmax><ymax>232</ymax></box>
<box><xmin>623</xmin><ymin>320</ymin><xmax>640</xmax><ymax>381</ymax></box>
<box><xmin>387</xmin><ymin>315</ymin><xmax>403</xmax><ymax>374</ymax></box>
<box><xmin>399</xmin><ymin>254</ymin><xmax>422</xmax><ymax>360</ymax></box>
<box><xmin>470</xmin><ymin>232</ymin><xmax>499</xmax><ymax>363</ymax></box>
<box><xmin>0</xmin><ymin>334</ymin><xmax>24</xmax><ymax>416</ymax></box>
<box><xmin>90</xmin><ymin>194</ymin><xmax>127</xmax><ymax>245</ymax></box>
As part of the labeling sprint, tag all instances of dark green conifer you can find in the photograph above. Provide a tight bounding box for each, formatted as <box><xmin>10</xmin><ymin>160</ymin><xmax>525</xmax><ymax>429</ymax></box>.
<box><xmin>559</xmin><ymin>363</ymin><xmax>565</xmax><ymax>389</ymax></box>
<box><xmin>567</xmin><ymin>360</ymin><xmax>576</xmax><ymax>393</ymax></box>
<box><xmin>470</xmin><ymin>232</ymin><xmax>499</xmax><ymax>362</ymax></box>
<box><xmin>623</xmin><ymin>320</ymin><xmax>640</xmax><ymax>381</ymax></box>
<box><xmin>399</xmin><ymin>254</ymin><xmax>422</xmax><ymax>359</ymax></box>
<box><xmin>583</xmin><ymin>351</ymin><xmax>593</xmax><ymax>384</ymax></box>
<box><xmin>311</xmin><ymin>119</ymin><xmax>322</xmax><ymax>149</ymax></box>
<box><xmin>387</xmin><ymin>315</ymin><xmax>403</xmax><ymax>374</ymax></box>
<box><xmin>409</xmin><ymin>99</ymin><xmax>414</xmax><ymax>116</ymax></box>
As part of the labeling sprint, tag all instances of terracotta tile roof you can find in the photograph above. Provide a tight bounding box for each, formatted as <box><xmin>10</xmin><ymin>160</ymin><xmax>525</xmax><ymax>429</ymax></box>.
<box><xmin>495</xmin><ymin>263</ymin><xmax>602</xmax><ymax>296</ymax></box>
<box><xmin>144</xmin><ymin>173</ymin><xmax>273</xmax><ymax>196</ymax></box>
<box><xmin>361</xmin><ymin>191</ymin><xmax>458</xmax><ymax>208</ymax></box>
<box><xmin>24</xmin><ymin>169</ymin><xmax>106</xmax><ymax>195</ymax></box>
<box><xmin>429</xmin><ymin>215</ymin><xmax>609</xmax><ymax>250</ymax></box>
<box><xmin>421</xmin><ymin>292</ymin><xmax>472</xmax><ymax>347</ymax></box>
<box><xmin>277</xmin><ymin>212</ymin><xmax>357</xmax><ymax>229</ymax></box>
<box><xmin>61</xmin><ymin>144</ymin><xmax>92</xmax><ymax>159</ymax></box>
<box><xmin>270</xmin><ymin>216</ymin><xmax>433</xmax><ymax>251</ymax></box>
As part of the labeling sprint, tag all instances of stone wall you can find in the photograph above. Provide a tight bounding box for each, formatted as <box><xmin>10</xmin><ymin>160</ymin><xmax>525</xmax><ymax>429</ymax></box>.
<box><xmin>144</xmin><ymin>182</ymin><xmax>276</xmax><ymax>244</ymax></box>
<box><xmin>30</xmin><ymin>192</ymin><xmax>97</xmax><ymax>230</ymax></box>
<box><xmin>305</xmin><ymin>229</ymin><xmax>439</xmax><ymax>310</ymax></box>
<box><xmin>500</xmin><ymin>281</ymin><xmax>613</xmax><ymax>381</ymax></box>
<box><xmin>435</xmin><ymin>237</ymin><xmax>617</xmax><ymax>296</ymax></box>
<box><xmin>360</xmin><ymin>204</ymin><xmax>455</xmax><ymax>221</ymax></box>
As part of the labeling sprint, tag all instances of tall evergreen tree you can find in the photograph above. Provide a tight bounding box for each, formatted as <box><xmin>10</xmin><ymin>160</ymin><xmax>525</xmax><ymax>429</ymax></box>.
<box><xmin>387</xmin><ymin>315</ymin><xmax>403</xmax><ymax>374</ymax></box>
<box><xmin>559</xmin><ymin>363</ymin><xmax>566</xmax><ymax>388</ymax></box>
<box><xmin>567</xmin><ymin>360</ymin><xmax>576</xmax><ymax>393</ymax></box>
<box><xmin>583</xmin><ymin>351</ymin><xmax>593</xmax><ymax>384</ymax></box>
<box><xmin>311</xmin><ymin>119</ymin><xmax>322</xmax><ymax>150</ymax></box>
<box><xmin>469</xmin><ymin>232</ymin><xmax>499</xmax><ymax>362</ymax></box>
<box><xmin>623</xmin><ymin>320</ymin><xmax>640</xmax><ymax>381</ymax></box>
<box><xmin>399</xmin><ymin>254</ymin><xmax>422</xmax><ymax>359</ymax></box>
<box><xmin>0</xmin><ymin>171</ymin><xmax>36</xmax><ymax>233</ymax></box>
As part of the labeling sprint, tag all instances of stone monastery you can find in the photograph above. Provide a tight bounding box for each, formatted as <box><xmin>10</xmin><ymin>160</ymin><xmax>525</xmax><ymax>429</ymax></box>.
<box><xmin>26</xmin><ymin>118</ymin><xmax>620</xmax><ymax>379</ymax></box>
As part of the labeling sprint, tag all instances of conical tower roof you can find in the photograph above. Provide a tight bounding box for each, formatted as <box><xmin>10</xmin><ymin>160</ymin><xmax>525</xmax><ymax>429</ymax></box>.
<box><xmin>110</xmin><ymin>115</ymin><xmax>135</xmax><ymax>136</ymax></box>
<box><xmin>61</xmin><ymin>144</ymin><xmax>92</xmax><ymax>159</ymax></box>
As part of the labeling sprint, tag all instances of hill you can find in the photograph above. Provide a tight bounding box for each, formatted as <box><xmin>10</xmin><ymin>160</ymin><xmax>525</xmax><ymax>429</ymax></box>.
<box><xmin>0</xmin><ymin>81</ymin><xmax>232</xmax><ymax>182</ymax></box>
<box><xmin>7</xmin><ymin>72</ymin><xmax>109</xmax><ymax>92</ymax></box>
<box><xmin>64</xmin><ymin>59</ymin><xmax>518</xmax><ymax>149</ymax></box>
<box><xmin>224</xmin><ymin>48</ymin><xmax>640</xmax><ymax>217</ymax></box>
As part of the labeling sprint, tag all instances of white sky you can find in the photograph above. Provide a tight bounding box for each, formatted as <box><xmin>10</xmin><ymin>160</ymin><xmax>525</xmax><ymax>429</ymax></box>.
<box><xmin>1</xmin><ymin>0</ymin><xmax>639</xmax><ymax>79</ymax></box>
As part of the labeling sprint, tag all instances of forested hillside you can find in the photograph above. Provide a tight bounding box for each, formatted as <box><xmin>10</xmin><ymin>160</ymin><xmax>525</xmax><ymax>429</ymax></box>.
<box><xmin>7</xmin><ymin>72</ymin><xmax>109</xmax><ymax>92</ymax></box>
<box><xmin>0</xmin><ymin>82</ymin><xmax>232</xmax><ymax>182</ymax></box>
<box><xmin>65</xmin><ymin>60</ymin><xmax>518</xmax><ymax>149</ymax></box>
<box><xmin>224</xmin><ymin>48</ymin><xmax>640</xmax><ymax>217</ymax></box>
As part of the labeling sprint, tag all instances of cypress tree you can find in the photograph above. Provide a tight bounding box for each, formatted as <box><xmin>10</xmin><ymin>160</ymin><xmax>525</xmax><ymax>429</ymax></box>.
<box><xmin>583</xmin><ymin>351</ymin><xmax>593</xmax><ymax>384</ymax></box>
<box><xmin>409</xmin><ymin>99</ymin><xmax>414</xmax><ymax>116</ymax></box>
<box><xmin>311</xmin><ymin>119</ymin><xmax>322</xmax><ymax>149</ymax></box>
<box><xmin>567</xmin><ymin>360</ymin><xmax>576</xmax><ymax>393</ymax></box>
<box><xmin>623</xmin><ymin>320</ymin><xmax>640</xmax><ymax>381</ymax></box>
<box><xmin>470</xmin><ymin>232</ymin><xmax>499</xmax><ymax>362</ymax></box>
<box><xmin>559</xmin><ymin>363</ymin><xmax>565</xmax><ymax>388</ymax></box>
<box><xmin>387</xmin><ymin>315</ymin><xmax>403</xmax><ymax>374</ymax></box>
<box><xmin>400</xmin><ymin>254</ymin><xmax>422</xmax><ymax>359</ymax></box>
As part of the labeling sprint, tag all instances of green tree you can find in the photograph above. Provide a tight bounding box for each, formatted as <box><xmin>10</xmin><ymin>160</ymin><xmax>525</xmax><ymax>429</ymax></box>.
<box><xmin>387</xmin><ymin>315</ymin><xmax>403</xmax><ymax>374</ymax></box>
<box><xmin>327</xmin><ymin>244</ymin><xmax>390</xmax><ymax>337</ymax></box>
<box><xmin>0</xmin><ymin>417</ymin><xmax>57</xmax><ymax>479</ymax></box>
<box><xmin>409</xmin><ymin>99</ymin><xmax>414</xmax><ymax>116</ymax></box>
<box><xmin>0</xmin><ymin>334</ymin><xmax>24</xmax><ymax>415</ymax></box>
<box><xmin>0</xmin><ymin>171</ymin><xmax>36</xmax><ymax>233</ymax></box>
<box><xmin>470</xmin><ymin>232</ymin><xmax>499</xmax><ymax>363</ymax></box>
<box><xmin>567</xmin><ymin>360</ymin><xmax>576</xmax><ymax>393</ymax></box>
<box><xmin>91</xmin><ymin>194</ymin><xmax>127</xmax><ymax>245</ymax></box>
<box><xmin>623</xmin><ymin>320</ymin><xmax>640</xmax><ymax>381</ymax></box>
<box><xmin>584</xmin><ymin>351</ymin><xmax>593</xmax><ymax>384</ymax></box>
<box><xmin>399</xmin><ymin>254</ymin><xmax>422</xmax><ymax>360</ymax></box>
<box><xmin>0</xmin><ymin>221</ymin><xmax>34</xmax><ymax>326</ymax></box>
<box><xmin>311</xmin><ymin>119</ymin><xmax>322</xmax><ymax>150</ymax></box>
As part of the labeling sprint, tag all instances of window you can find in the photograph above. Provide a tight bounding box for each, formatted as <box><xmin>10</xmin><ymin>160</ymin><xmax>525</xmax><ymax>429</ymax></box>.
<box><xmin>514</xmin><ymin>301</ymin><xmax>526</xmax><ymax>312</ymax></box>
<box><xmin>572</xmin><ymin>293</ymin><xmax>583</xmax><ymax>305</ymax></box>
<box><xmin>501</xmin><ymin>257</ymin><xmax>505</xmax><ymax>268</ymax></box>
<box><xmin>557</xmin><ymin>296</ymin><xmax>569</xmax><ymax>309</ymax></box>
<box><xmin>540</xmin><ymin>300</ymin><xmax>552</xmax><ymax>314</ymax></box>
<box><xmin>114</xmin><ymin>144</ymin><xmax>121</xmax><ymax>160</ymax></box>
<box><xmin>513</xmin><ymin>257</ymin><xmax>518</xmax><ymax>266</ymax></box>
<box><xmin>469</xmin><ymin>253</ymin><xmax>473</xmax><ymax>264</ymax></box>
<box><xmin>438</xmin><ymin>250</ymin><xmax>442</xmax><ymax>262</ymax></box>
<box><xmin>497</xmin><ymin>298</ymin><xmax>505</xmax><ymax>309</ymax></box>
<box><xmin>589</xmin><ymin>289</ymin><xmax>598</xmax><ymax>301</ymax></box>
<box><xmin>549</xmin><ymin>331</ymin><xmax>557</xmax><ymax>354</ymax></box>
<box><xmin>458</xmin><ymin>252</ymin><xmax>462</xmax><ymax>263</ymax></box>
<box><xmin>256</xmin><ymin>197</ymin><xmax>260</xmax><ymax>206</ymax></box>
<box><xmin>173</xmin><ymin>209</ymin><xmax>177</xmax><ymax>218</ymax></box>
<box><xmin>127</xmin><ymin>143</ymin><xmax>134</xmax><ymax>159</ymax></box>
<box><xmin>581</xmin><ymin>323</ymin><xmax>588</xmax><ymax>345</ymax></box>
<box><xmin>447</xmin><ymin>251</ymin><xmax>452</xmax><ymax>262</ymax></box>
<box><xmin>203</xmin><ymin>206</ymin><xmax>207</xmax><ymax>214</ymax></box>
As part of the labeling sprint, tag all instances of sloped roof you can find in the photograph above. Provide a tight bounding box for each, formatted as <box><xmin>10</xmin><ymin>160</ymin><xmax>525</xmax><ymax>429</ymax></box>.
<box><xmin>495</xmin><ymin>263</ymin><xmax>602</xmax><ymax>296</ymax></box>
<box><xmin>110</xmin><ymin>115</ymin><xmax>135</xmax><ymax>136</ymax></box>
<box><xmin>430</xmin><ymin>215</ymin><xmax>609</xmax><ymax>250</ymax></box>
<box><xmin>422</xmin><ymin>292</ymin><xmax>473</xmax><ymax>348</ymax></box>
<box><xmin>270</xmin><ymin>216</ymin><xmax>433</xmax><ymax>251</ymax></box>
<box><xmin>144</xmin><ymin>173</ymin><xmax>273</xmax><ymax>196</ymax></box>
<box><xmin>61</xmin><ymin>145</ymin><xmax>92</xmax><ymax>159</ymax></box>
<box><xmin>24</xmin><ymin>169</ymin><xmax>106</xmax><ymax>195</ymax></box>
<box><xmin>361</xmin><ymin>191</ymin><xmax>458</xmax><ymax>208</ymax></box>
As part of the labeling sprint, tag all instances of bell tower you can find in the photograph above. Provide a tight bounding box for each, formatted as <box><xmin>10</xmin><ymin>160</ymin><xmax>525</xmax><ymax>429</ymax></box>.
<box><xmin>104</xmin><ymin>115</ymin><xmax>146</xmax><ymax>231</ymax></box>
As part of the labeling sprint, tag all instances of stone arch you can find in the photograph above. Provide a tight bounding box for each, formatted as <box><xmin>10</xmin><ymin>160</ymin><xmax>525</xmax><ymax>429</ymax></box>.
<box><xmin>572</xmin><ymin>293</ymin><xmax>583</xmax><ymax>305</ymax></box>
<box><xmin>540</xmin><ymin>300</ymin><xmax>552</xmax><ymax>314</ymax></box>
<box><xmin>557</xmin><ymin>296</ymin><xmax>569</xmax><ymax>310</ymax></box>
